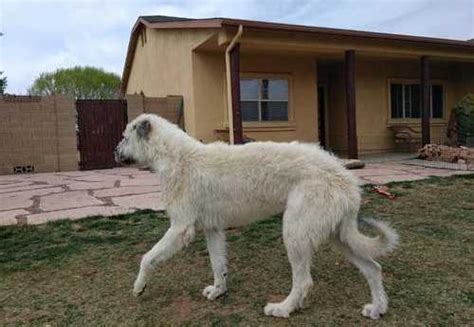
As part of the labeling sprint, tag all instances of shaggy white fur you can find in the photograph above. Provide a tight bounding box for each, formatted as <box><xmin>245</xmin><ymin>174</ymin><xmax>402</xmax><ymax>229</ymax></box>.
<box><xmin>115</xmin><ymin>113</ymin><xmax>399</xmax><ymax>319</ymax></box>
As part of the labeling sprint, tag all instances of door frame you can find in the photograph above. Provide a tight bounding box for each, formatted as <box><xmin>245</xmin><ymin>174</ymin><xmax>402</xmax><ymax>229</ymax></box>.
<box><xmin>317</xmin><ymin>83</ymin><xmax>330</xmax><ymax>149</ymax></box>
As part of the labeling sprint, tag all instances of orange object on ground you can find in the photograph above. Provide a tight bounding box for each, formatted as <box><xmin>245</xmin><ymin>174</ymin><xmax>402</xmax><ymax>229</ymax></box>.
<box><xmin>372</xmin><ymin>185</ymin><xmax>396</xmax><ymax>200</ymax></box>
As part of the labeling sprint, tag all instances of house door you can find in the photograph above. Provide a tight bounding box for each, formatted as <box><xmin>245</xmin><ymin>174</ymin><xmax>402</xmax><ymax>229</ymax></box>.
<box><xmin>76</xmin><ymin>99</ymin><xmax>128</xmax><ymax>170</ymax></box>
<box><xmin>317</xmin><ymin>84</ymin><xmax>328</xmax><ymax>149</ymax></box>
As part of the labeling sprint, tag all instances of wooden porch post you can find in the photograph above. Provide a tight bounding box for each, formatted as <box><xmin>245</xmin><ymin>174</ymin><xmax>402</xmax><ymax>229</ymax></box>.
<box><xmin>421</xmin><ymin>56</ymin><xmax>431</xmax><ymax>145</ymax></box>
<box><xmin>345</xmin><ymin>50</ymin><xmax>358</xmax><ymax>159</ymax></box>
<box><xmin>230</xmin><ymin>43</ymin><xmax>243</xmax><ymax>144</ymax></box>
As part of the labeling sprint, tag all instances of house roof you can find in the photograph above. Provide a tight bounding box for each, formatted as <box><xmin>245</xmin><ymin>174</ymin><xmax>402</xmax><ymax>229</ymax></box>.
<box><xmin>120</xmin><ymin>15</ymin><xmax>474</xmax><ymax>95</ymax></box>
<box><xmin>220</xmin><ymin>17</ymin><xmax>474</xmax><ymax>49</ymax></box>
<box><xmin>140</xmin><ymin>15</ymin><xmax>192</xmax><ymax>24</ymax></box>
<box><xmin>135</xmin><ymin>15</ymin><xmax>474</xmax><ymax>48</ymax></box>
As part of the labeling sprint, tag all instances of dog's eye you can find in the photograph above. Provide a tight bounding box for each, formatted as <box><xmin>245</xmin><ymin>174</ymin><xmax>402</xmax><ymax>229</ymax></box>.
<box><xmin>133</xmin><ymin>125</ymin><xmax>137</xmax><ymax>130</ymax></box>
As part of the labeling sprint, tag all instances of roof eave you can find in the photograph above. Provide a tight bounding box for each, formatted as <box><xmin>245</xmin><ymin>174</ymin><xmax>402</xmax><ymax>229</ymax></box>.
<box><xmin>120</xmin><ymin>18</ymin><xmax>146</xmax><ymax>96</ymax></box>
<box><xmin>221</xmin><ymin>18</ymin><xmax>474</xmax><ymax>51</ymax></box>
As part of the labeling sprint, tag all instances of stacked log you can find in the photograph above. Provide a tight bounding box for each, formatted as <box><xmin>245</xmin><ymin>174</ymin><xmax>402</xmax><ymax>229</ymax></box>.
<box><xmin>418</xmin><ymin>144</ymin><xmax>474</xmax><ymax>164</ymax></box>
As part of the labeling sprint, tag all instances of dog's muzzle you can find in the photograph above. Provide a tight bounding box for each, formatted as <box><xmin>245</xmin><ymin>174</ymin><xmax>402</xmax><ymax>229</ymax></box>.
<box><xmin>114</xmin><ymin>149</ymin><xmax>136</xmax><ymax>165</ymax></box>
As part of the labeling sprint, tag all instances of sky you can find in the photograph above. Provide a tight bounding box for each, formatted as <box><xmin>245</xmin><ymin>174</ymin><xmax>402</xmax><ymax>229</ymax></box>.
<box><xmin>0</xmin><ymin>0</ymin><xmax>473</xmax><ymax>94</ymax></box>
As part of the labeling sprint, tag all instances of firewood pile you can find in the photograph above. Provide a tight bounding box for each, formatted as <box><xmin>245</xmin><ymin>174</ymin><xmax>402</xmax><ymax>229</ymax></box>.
<box><xmin>418</xmin><ymin>144</ymin><xmax>474</xmax><ymax>164</ymax></box>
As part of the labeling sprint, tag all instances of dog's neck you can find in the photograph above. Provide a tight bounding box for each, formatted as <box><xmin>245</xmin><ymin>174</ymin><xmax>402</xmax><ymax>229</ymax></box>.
<box><xmin>146</xmin><ymin>126</ymin><xmax>201</xmax><ymax>189</ymax></box>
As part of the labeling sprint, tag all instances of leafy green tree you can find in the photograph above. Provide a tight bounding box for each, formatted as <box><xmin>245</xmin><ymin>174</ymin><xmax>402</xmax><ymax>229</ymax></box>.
<box><xmin>0</xmin><ymin>71</ymin><xmax>6</xmax><ymax>95</ymax></box>
<box><xmin>28</xmin><ymin>66</ymin><xmax>121</xmax><ymax>99</ymax></box>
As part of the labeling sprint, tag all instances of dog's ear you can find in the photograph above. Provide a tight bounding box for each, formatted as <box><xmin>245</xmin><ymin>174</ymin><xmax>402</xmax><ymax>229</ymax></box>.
<box><xmin>137</xmin><ymin>119</ymin><xmax>152</xmax><ymax>139</ymax></box>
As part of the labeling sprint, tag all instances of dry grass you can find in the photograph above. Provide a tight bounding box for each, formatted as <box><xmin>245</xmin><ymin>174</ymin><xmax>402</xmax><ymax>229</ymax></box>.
<box><xmin>1</xmin><ymin>175</ymin><xmax>473</xmax><ymax>326</ymax></box>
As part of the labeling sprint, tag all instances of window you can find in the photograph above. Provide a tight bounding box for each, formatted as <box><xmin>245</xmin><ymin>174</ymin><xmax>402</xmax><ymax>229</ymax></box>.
<box><xmin>390</xmin><ymin>82</ymin><xmax>443</xmax><ymax>119</ymax></box>
<box><xmin>240</xmin><ymin>78</ymin><xmax>289</xmax><ymax>122</ymax></box>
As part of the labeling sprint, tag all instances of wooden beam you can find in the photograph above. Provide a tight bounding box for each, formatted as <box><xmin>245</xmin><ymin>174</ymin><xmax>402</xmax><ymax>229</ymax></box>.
<box><xmin>345</xmin><ymin>50</ymin><xmax>358</xmax><ymax>159</ymax></box>
<box><xmin>230</xmin><ymin>43</ymin><xmax>243</xmax><ymax>144</ymax></box>
<box><xmin>421</xmin><ymin>56</ymin><xmax>430</xmax><ymax>145</ymax></box>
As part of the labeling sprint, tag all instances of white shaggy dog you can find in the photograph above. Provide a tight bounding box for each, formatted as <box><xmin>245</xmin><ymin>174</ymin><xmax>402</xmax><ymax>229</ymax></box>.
<box><xmin>115</xmin><ymin>113</ymin><xmax>398</xmax><ymax>319</ymax></box>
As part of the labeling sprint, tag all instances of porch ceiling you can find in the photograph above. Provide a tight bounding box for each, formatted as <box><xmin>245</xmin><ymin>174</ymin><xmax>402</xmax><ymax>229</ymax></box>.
<box><xmin>194</xmin><ymin>27</ymin><xmax>474</xmax><ymax>62</ymax></box>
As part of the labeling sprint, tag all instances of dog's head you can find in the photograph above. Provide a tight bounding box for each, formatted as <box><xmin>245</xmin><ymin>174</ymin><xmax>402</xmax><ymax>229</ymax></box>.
<box><xmin>115</xmin><ymin>114</ymin><xmax>154</xmax><ymax>166</ymax></box>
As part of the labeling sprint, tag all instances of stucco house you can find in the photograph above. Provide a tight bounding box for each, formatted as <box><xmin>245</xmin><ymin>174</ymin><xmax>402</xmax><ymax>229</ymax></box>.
<box><xmin>120</xmin><ymin>15</ymin><xmax>474</xmax><ymax>158</ymax></box>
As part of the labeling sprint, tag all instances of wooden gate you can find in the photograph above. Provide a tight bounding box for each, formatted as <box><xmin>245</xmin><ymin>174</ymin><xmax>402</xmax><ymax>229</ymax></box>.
<box><xmin>77</xmin><ymin>100</ymin><xmax>127</xmax><ymax>170</ymax></box>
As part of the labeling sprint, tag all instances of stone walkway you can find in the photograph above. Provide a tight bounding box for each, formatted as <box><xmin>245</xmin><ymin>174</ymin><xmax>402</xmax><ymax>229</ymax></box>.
<box><xmin>0</xmin><ymin>163</ymin><xmax>472</xmax><ymax>226</ymax></box>
<box><xmin>352</xmin><ymin>162</ymin><xmax>472</xmax><ymax>185</ymax></box>
<box><xmin>0</xmin><ymin>168</ymin><xmax>162</xmax><ymax>226</ymax></box>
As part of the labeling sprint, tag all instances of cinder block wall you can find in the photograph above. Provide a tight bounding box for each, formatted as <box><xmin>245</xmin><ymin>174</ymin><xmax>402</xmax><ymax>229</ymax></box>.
<box><xmin>126</xmin><ymin>94</ymin><xmax>184</xmax><ymax>128</ymax></box>
<box><xmin>124</xmin><ymin>94</ymin><xmax>144</xmax><ymax>122</ymax></box>
<box><xmin>0</xmin><ymin>96</ymin><xmax>78</xmax><ymax>175</ymax></box>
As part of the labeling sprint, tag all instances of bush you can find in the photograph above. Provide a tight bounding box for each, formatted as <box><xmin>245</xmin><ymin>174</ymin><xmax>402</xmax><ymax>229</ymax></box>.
<box><xmin>449</xmin><ymin>94</ymin><xmax>474</xmax><ymax>146</ymax></box>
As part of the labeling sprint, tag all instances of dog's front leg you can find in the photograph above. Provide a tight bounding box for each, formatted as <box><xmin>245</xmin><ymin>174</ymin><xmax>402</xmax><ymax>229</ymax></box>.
<box><xmin>202</xmin><ymin>229</ymin><xmax>228</xmax><ymax>300</ymax></box>
<box><xmin>133</xmin><ymin>223</ymin><xmax>195</xmax><ymax>297</ymax></box>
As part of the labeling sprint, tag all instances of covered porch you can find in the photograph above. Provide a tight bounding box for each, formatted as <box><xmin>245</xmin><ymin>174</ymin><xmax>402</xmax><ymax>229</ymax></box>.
<box><xmin>193</xmin><ymin>21</ymin><xmax>474</xmax><ymax>158</ymax></box>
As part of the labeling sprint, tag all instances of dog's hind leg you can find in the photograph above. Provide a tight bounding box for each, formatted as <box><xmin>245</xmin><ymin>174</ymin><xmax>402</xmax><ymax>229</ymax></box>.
<box><xmin>133</xmin><ymin>223</ymin><xmax>195</xmax><ymax>297</ymax></box>
<box><xmin>202</xmin><ymin>229</ymin><xmax>228</xmax><ymax>300</ymax></box>
<box><xmin>264</xmin><ymin>194</ymin><xmax>316</xmax><ymax>318</ymax></box>
<box><xmin>334</xmin><ymin>240</ymin><xmax>388</xmax><ymax>319</ymax></box>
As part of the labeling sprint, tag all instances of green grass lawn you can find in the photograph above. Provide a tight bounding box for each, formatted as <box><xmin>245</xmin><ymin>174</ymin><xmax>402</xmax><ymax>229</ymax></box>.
<box><xmin>1</xmin><ymin>175</ymin><xmax>473</xmax><ymax>326</ymax></box>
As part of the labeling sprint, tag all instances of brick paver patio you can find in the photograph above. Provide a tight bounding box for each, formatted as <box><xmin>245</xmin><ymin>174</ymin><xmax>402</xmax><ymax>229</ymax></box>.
<box><xmin>0</xmin><ymin>163</ymin><xmax>471</xmax><ymax>226</ymax></box>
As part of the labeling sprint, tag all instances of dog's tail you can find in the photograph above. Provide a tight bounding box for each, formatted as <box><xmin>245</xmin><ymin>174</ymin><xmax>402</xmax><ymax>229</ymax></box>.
<box><xmin>339</xmin><ymin>216</ymin><xmax>399</xmax><ymax>258</ymax></box>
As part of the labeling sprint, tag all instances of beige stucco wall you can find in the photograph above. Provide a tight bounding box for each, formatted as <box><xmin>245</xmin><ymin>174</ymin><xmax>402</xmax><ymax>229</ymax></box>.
<box><xmin>451</xmin><ymin>62</ymin><xmax>474</xmax><ymax>104</ymax></box>
<box><xmin>355</xmin><ymin>58</ymin><xmax>474</xmax><ymax>153</ymax></box>
<box><xmin>125</xmin><ymin>28</ymin><xmax>216</xmax><ymax>136</ymax></box>
<box><xmin>192</xmin><ymin>52</ymin><xmax>318</xmax><ymax>143</ymax></box>
<box><xmin>191</xmin><ymin>51</ymin><xmax>226</xmax><ymax>142</ymax></box>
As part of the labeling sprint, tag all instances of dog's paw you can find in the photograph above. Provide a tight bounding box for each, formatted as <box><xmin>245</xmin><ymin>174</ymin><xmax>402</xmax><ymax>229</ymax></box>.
<box><xmin>264</xmin><ymin>302</ymin><xmax>292</xmax><ymax>318</ymax></box>
<box><xmin>133</xmin><ymin>282</ymin><xmax>147</xmax><ymax>297</ymax></box>
<box><xmin>361</xmin><ymin>303</ymin><xmax>384</xmax><ymax>319</ymax></box>
<box><xmin>202</xmin><ymin>285</ymin><xmax>226</xmax><ymax>300</ymax></box>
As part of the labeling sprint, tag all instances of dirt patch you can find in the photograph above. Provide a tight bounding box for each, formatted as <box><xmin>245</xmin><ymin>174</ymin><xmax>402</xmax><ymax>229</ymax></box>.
<box><xmin>168</xmin><ymin>296</ymin><xmax>202</xmax><ymax>322</ymax></box>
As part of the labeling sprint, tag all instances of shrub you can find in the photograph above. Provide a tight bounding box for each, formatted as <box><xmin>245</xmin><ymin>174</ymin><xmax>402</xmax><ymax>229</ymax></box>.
<box><xmin>449</xmin><ymin>94</ymin><xmax>474</xmax><ymax>146</ymax></box>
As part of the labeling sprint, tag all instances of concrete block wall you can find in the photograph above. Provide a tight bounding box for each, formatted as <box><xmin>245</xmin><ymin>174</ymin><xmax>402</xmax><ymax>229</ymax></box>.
<box><xmin>126</xmin><ymin>94</ymin><xmax>183</xmax><ymax>128</ymax></box>
<box><xmin>125</xmin><ymin>94</ymin><xmax>145</xmax><ymax>122</ymax></box>
<box><xmin>0</xmin><ymin>96</ymin><xmax>78</xmax><ymax>175</ymax></box>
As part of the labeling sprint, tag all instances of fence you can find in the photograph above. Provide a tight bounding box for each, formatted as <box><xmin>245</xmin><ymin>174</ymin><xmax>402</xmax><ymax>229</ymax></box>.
<box><xmin>0</xmin><ymin>95</ymin><xmax>183</xmax><ymax>175</ymax></box>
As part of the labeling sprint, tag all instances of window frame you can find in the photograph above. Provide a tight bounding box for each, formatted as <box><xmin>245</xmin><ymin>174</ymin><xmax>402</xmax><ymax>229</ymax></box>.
<box><xmin>238</xmin><ymin>73</ymin><xmax>294</xmax><ymax>128</ymax></box>
<box><xmin>387</xmin><ymin>78</ymin><xmax>446</xmax><ymax>124</ymax></box>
